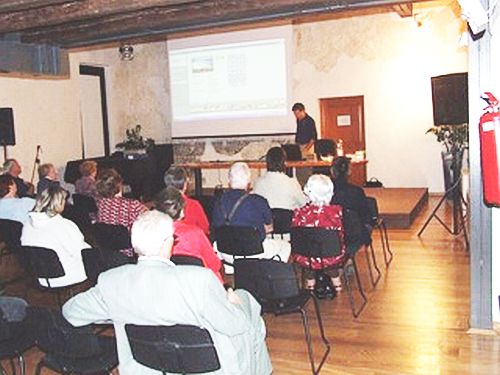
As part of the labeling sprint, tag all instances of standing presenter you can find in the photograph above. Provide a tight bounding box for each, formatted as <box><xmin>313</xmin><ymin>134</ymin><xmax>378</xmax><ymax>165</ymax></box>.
<box><xmin>292</xmin><ymin>102</ymin><xmax>317</xmax><ymax>159</ymax></box>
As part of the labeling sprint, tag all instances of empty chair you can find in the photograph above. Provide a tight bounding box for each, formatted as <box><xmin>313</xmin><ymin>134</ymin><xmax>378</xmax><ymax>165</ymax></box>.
<box><xmin>271</xmin><ymin>208</ymin><xmax>294</xmax><ymax>238</ymax></box>
<box><xmin>31</xmin><ymin>307</ymin><xmax>118</xmax><ymax>375</ymax></box>
<box><xmin>366</xmin><ymin>196</ymin><xmax>393</xmax><ymax>267</ymax></box>
<box><xmin>234</xmin><ymin>258</ymin><xmax>330</xmax><ymax>374</ymax></box>
<box><xmin>90</xmin><ymin>222</ymin><xmax>132</xmax><ymax>252</ymax></box>
<box><xmin>0</xmin><ymin>298</ymin><xmax>35</xmax><ymax>375</ymax></box>
<box><xmin>291</xmin><ymin>226</ymin><xmax>368</xmax><ymax>318</ymax></box>
<box><xmin>214</xmin><ymin>225</ymin><xmax>264</xmax><ymax>267</ymax></box>
<box><xmin>22</xmin><ymin>246</ymin><xmax>85</xmax><ymax>306</ymax></box>
<box><xmin>126</xmin><ymin>324</ymin><xmax>221</xmax><ymax>374</ymax></box>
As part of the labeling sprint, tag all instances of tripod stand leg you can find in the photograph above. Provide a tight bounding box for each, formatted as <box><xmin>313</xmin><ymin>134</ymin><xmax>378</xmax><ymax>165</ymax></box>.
<box><xmin>418</xmin><ymin>192</ymin><xmax>449</xmax><ymax>237</ymax></box>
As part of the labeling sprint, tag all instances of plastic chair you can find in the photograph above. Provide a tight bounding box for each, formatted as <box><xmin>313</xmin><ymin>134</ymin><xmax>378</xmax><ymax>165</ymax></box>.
<box><xmin>0</xmin><ymin>301</ymin><xmax>35</xmax><ymax>375</ymax></box>
<box><xmin>125</xmin><ymin>324</ymin><xmax>220</xmax><ymax>374</ymax></box>
<box><xmin>82</xmin><ymin>247</ymin><xmax>135</xmax><ymax>284</ymax></box>
<box><xmin>72</xmin><ymin>193</ymin><xmax>97</xmax><ymax>214</ymax></box>
<box><xmin>31</xmin><ymin>307</ymin><xmax>118</xmax><ymax>375</ymax></box>
<box><xmin>271</xmin><ymin>208</ymin><xmax>293</xmax><ymax>239</ymax></box>
<box><xmin>234</xmin><ymin>258</ymin><xmax>330</xmax><ymax>374</ymax></box>
<box><xmin>22</xmin><ymin>246</ymin><xmax>81</xmax><ymax>307</ymax></box>
<box><xmin>366</xmin><ymin>197</ymin><xmax>393</xmax><ymax>267</ymax></box>
<box><xmin>291</xmin><ymin>226</ymin><xmax>368</xmax><ymax>318</ymax></box>
<box><xmin>343</xmin><ymin>209</ymin><xmax>382</xmax><ymax>287</ymax></box>
<box><xmin>171</xmin><ymin>254</ymin><xmax>204</xmax><ymax>267</ymax></box>
<box><xmin>90</xmin><ymin>222</ymin><xmax>132</xmax><ymax>252</ymax></box>
<box><xmin>214</xmin><ymin>225</ymin><xmax>263</xmax><ymax>266</ymax></box>
<box><xmin>0</xmin><ymin>219</ymin><xmax>22</xmax><ymax>262</ymax></box>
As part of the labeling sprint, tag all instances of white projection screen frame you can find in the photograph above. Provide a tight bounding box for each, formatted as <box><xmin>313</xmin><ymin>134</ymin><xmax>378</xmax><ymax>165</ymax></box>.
<box><xmin>167</xmin><ymin>25</ymin><xmax>294</xmax><ymax>138</ymax></box>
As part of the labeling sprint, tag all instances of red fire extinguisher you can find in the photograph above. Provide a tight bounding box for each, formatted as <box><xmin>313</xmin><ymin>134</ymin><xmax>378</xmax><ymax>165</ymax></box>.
<box><xmin>479</xmin><ymin>92</ymin><xmax>500</xmax><ymax>206</ymax></box>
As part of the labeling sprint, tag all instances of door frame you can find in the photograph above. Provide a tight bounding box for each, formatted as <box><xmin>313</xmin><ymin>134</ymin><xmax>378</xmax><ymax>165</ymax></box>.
<box><xmin>79</xmin><ymin>65</ymin><xmax>110</xmax><ymax>157</ymax></box>
<box><xmin>319</xmin><ymin>95</ymin><xmax>366</xmax><ymax>149</ymax></box>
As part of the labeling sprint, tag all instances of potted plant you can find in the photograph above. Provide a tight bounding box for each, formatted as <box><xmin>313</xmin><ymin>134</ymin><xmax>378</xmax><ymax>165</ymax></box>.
<box><xmin>426</xmin><ymin>124</ymin><xmax>468</xmax><ymax>191</ymax></box>
<box><xmin>116</xmin><ymin>125</ymin><xmax>155</xmax><ymax>158</ymax></box>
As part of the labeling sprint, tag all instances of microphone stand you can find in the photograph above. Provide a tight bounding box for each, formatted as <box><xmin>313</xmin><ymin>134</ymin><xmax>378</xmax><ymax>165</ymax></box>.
<box><xmin>30</xmin><ymin>145</ymin><xmax>42</xmax><ymax>185</ymax></box>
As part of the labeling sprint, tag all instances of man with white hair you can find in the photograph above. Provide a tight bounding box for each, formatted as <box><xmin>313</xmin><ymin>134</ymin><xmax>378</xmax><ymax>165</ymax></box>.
<box><xmin>63</xmin><ymin>210</ymin><xmax>272</xmax><ymax>375</ymax></box>
<box><xmin>212</xmin><ymin>162</ymin><xmax>291</xmax><ymax>272</ymax></box>
<box><xmin>3</xmin><ymin>159</ymin><xmax>34</xmax><ymax>197</ymax></box>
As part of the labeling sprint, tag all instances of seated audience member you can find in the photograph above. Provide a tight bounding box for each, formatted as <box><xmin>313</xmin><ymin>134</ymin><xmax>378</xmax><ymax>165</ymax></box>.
<box><xmin>292</xmin><ymin>174</ymin><xmax>346</xmax><ymax>291</ymax></box>
<box><xmin>253</xmin><ymin>147</ymin><xmax>306</xmax><ymax>210</ymax></box>
<box><xmin>2</xmin><ymin>159</ymin><xmax>34</xmax><ymax>197</ymax></box>
<box><xmin>155</xmin><ymin>186</ymin><xmax>223</xmax><ymax>282</ymax></box>
<box><xmin>0</xmin><ymin>175</ymin><xmax>35</xmax><ymax>225</ymax></box>
<box><xmin>62</xmin><ymin>210</ymin><xmax>272</xmax><ymax>375</ymax></box>
<box><xmin>75</xmin><ymin>160</ymin><xmax>97</xmax><ymax>197</ymax></box>
<box><xmin>212</xmin><ymin>162</ymin><xmax>291</xmax><ymax>270</ymax></box>
<box><xmin>164</xmin><ymin>166</ymin><xmax>209</xmax><ymax>235</ymax></box>
<box><xmin>37</xmin><ymin>163</ymin><xmax>60</xmax><ymax>196</ymax></box>
<box><xmin>21</xmin><ymin>187</ymin><xmax>88</xmax><ymax>287</ymax></box>
<box><xmin>0</xmin><ymin>296</ymin><xmax>28</xmax><ymax>322</ymax></box>
<box><xmin>95</xmin><ymin>168</ymin><xmax>148</xmax><ymax>232</ymax></box>
<box><xmin>331</xmin><ymin>157</ymin><xmax>372</xmax><ymax>246</ymax></box>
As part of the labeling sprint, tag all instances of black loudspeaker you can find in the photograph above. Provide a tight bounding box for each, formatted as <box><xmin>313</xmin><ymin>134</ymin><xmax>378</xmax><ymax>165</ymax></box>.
<box><xmin>431</xmin><ymin>73</ymin><xmax>468</xmax><ymax>125</ymax></box>
<box><xmin>0</xmin><ymin>108</ymin><xmax>15</xmax><ymax>145</ymax></box>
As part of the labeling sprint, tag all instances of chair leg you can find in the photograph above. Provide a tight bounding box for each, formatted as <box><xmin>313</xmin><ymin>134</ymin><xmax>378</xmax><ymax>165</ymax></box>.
<box><xmin>18</xmin><ymin>355</ymin><xmax>26</xmax><ymax>375</ymax></box>
<box><xmin>368</xmin><ymin>244</ymin><xmax>381</xmax><ymax>287</ymax></box>
<box><xmin>310</xmin><ymin>296</ymin><xmax>331</xmax><ymax>374</ymax></box>
<box><xmin>342</xmin><ymin>258</ymin><xmax>368</xmax><ymax>318</ymax></box>
<box><xmin>379</xmin><ymin>221</ymin><xmax>393</xmax><ymax>267</ymax></box>
<box><xmin>299</xmin><ymin>308</ymin><xmax>317</xmax><ymax>374</ymax></box>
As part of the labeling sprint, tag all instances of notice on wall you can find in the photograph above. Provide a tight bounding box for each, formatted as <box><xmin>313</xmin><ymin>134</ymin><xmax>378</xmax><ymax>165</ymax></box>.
<box><xmin>337</xmin><ymin>115</ymin><xmax>351</xmax><ymax>127</ymax></box>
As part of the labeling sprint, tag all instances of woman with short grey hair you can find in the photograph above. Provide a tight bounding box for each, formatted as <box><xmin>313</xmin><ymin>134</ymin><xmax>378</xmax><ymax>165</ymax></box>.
<box><xmin>292</xmin><ymin>174</ymin><xmax>347</xmax><ymax>291</ymax></box>
<box><xmin>21</xmin><ymin>186</ymin><xmax>88</xmax><ymax>288</ymax></box>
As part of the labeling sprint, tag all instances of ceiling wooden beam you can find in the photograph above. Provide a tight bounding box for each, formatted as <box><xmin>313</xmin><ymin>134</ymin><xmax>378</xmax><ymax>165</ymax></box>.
<box><xmin>0</xmin><ymin>0</ymin><xmax>77</xmax><ymax>14</ymax></box>
<box><xmin>20</xmin><ymin>0</ymin><xmax>415</xmax><ymax>47</ymax></box>
<box><xmin>393</xmin><ymin>3</ymin><xmax>413</xmax><ymax>17</ymax></box>
<box><xmin>0</xmin><ymin>0</ymin><xmax>203</xmax><ymax>34</ymax></box>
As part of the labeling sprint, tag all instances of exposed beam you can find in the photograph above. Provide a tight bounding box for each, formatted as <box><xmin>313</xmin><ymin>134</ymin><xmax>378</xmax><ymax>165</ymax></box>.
<box><xmin>393</xmin><ymin>3</ymin><xmax>413</xmax><ymax>17</ymax></box>
<box><xmin>21</xmin><ymin>0</ymin><xmax>416</xmax><ymax>47</ymax></box>
<box><xmin>0</xmin><ymin>0</ymin><xmax>77</xmax><ymax>14</ymax></box>
<box><xmin>0</xmin><ymin>0</ymin><xmax>202</xmax><ymax>34</ymax></box>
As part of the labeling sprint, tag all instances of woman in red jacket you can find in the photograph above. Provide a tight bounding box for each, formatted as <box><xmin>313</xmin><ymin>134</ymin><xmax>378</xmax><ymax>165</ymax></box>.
<box><xmin>154</xmin><ymin>186</ymin><xmax>223</xmax><ymax>283</ymax></box>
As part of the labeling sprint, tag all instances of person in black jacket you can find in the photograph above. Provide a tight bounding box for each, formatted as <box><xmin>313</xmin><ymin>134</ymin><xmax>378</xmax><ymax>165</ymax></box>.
<box><xmin>331</xmin><ymin>157</ymin><xmax>372</xmax><ymax>247</ymax></box>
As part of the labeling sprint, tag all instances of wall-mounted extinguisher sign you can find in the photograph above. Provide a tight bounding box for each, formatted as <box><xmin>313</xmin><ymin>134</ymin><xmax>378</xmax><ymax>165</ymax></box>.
<box><xmin>479</xmin><ymin>92</ymin><xmax>500</xmax><ymax>207</ymax></box>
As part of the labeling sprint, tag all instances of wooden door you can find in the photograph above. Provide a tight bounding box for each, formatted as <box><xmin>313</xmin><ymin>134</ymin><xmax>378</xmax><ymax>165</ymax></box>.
<box><xmin>320</xmin><ymin>96</ymin><xmax>366</xmax><ymax>185</ymax></box>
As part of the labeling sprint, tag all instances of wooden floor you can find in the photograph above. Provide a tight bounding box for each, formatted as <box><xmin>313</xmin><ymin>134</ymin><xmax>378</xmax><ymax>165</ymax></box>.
<box><xmin>363</xmin><ymin>187</ymin><xmax>429</xmax><ymax>229</ymax></box>
<box><xmin>3</xmin><ymin>196</ymin><xmax>500</xmax><ymax>374</ymax></box>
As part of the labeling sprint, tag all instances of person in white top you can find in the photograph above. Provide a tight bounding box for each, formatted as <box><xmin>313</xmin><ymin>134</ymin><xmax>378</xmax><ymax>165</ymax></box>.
<box><xmin>253</xmin><ymin>147</ymin><xmax>306</xmax><ymax>210</ymax></box>
<box><xmin>0</xmin><ymin>174</ymin><xmax>35</xmax><ymax>225</ymax></box>
<box><xmin>21</xmin><ymin>186</ymin><xmax>88</xmax><ymax>288</ymax></box>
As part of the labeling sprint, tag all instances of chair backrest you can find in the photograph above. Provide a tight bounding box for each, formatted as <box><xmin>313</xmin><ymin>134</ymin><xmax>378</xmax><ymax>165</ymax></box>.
<box><xmin>365</xmin><ymin>196</ymin><xmax>379</xmax><ymax>223</ymax></box>
<box><xmin>82</xmin><ymin>248</ymin><xmax>135</xmax><ymax>283</ymax></box>
<box><xmin>91</xmin><ymin>223</ymin><xmax>131</xmax><ymax>251</ymax></box>
<box><xmin>342</xmin><ymin>209</ymin><xmax>365</xmax><ymax>245</ymax></box>
<box><xmin>22</xmin><ymin>246</ymin><xmax>65</xmax><ymax>282</ymax></box>
<box><xmin>290</xmin><ymin>227</ymin><xmax>342</xmax><ymax>258</ymax></box>
<box><xmin>234</xmin><ymin>258</ymin><xmax>300</xmax><ymax>301</ymax></box>
<box><xmin>62</xmin><ymin>203</ymin><xmax>92</xmax><ymax>232</ymax></box>
<box><xmin>271</xmin><ymin>208</ymin><xmax>293</xmax><ymax>235</ymax></box>
<box><xmin>0</xmin><ymin>309</ymin><xmax>11</xmax><ymax>341</ymax></box>
<box><xmin>314</xmin><ymin>139</ymin><xmax>336</xmax><ymax>158</ymax></box>
<box><xmin>29</xmin><ymin>307</ymin><xmax>103</xmax><ymax>359</ymax></box>
<box><xmin>125</xmin><ymin>324</ymin><xmax>220</xmax><ymax>374</ymax></box>
<box><xmin>282</xmin><ymin>144</ymin><xmax>302</xmax><ymax>161</ymax></box>
<box><xmin>73</xmin><ymin>194</ymin><xmax>98</xmax><ymax>214</ymax></box>
<box><xmin>171</xmin><ymin>255</ymin><xmax>204</xmax><ymax>267</ymax></box>
<box><xmin>214</xmin><ymin>226</ymin><xmax>264</xmax><ymax>257</ymax></box>
<box><xmin>0</xmin><ymin>218</ymin><xmax>23</xmax><ymax>249</ymax></box>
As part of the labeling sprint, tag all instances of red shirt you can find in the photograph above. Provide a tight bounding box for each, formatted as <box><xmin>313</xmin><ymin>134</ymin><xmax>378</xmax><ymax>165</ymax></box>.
<box><xmin>172</xmin><ymin>221</ymin><xmax>223</xmax><ymax>282</ymax></box>
<box><xmin>96</xmin><ymin>196</ymin><xmax>148</xmax><ymax>232</ymax></box>
<box><xmin>182</xmin><ymin>195</ymin><xmax>210</xmax><ymax>235</ymax></box>
<box><xmin>291</xmin><ymin>204</ymin><xmax>346</xmax><ymax>269</ymax></box>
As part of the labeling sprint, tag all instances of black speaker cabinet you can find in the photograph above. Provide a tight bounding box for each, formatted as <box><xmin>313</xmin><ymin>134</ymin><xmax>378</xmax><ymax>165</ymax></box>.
<box><xmin>0</xmin><ymin>108</ymin><xmax>15</xmax><ymax>146</ymax></box>
<box><xmin>431</xmin><ymin>73</ymin><xmax>468</xmax><ymax>125</ymax></box>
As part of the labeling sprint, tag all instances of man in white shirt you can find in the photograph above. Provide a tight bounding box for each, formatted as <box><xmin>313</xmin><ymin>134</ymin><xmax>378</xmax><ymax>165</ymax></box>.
<box><xmin>254</xmin><ymin>146</ymin><xmax>306</xmax><ymax>210</ymax></box>
<box><xmin>63</xmin><ymin>210</ymin><xmax>272</xmax><ymax>375</ymax></box>
<box><xmin>0</xmin><ymin>174</ymin><xmax>35</xmax><ymax>225</ymax></box>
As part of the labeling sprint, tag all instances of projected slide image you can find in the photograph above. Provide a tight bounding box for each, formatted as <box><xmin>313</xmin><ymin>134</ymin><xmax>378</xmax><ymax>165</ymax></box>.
<box><xmin>169</xmin><ymin>38</ymin><xmax>287</xmax><ymax>121</ymax></box>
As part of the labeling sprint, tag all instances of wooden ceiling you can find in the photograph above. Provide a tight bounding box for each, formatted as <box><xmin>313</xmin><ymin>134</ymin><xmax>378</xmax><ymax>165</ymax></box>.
<box><xmin>0</xmin><ymin>0</ymin><xmax>417</xmax><ymax>49</ymax></box>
